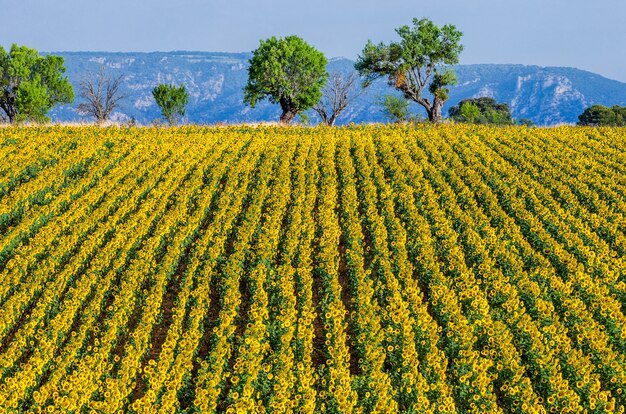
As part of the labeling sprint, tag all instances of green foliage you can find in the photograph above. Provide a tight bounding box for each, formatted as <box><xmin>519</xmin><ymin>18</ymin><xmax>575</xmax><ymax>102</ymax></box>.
<box><xmin>577</xmin><ymin>105</ymin><xmax>626</xmax><ymax>126</ymax></box>
<box><xmin>449</xmin><ymin>97</ymin><xmax>513</xmax><ymax>125</ymax></box>
<box><xmin>244</xmin><ymin>36</ymin><xmax>328</xmax><ymax>124</ymax></box>
<box><xmin>429</xmin><ymin>70</ymin><xmax>457</xmax><ymax>102</ymax></box>
<box><xmin>488</xmin><ymin>110</ymin><xmax>508</xmax><ymax>125</ymax></box>
<box><xmin>296</xmin><ymin>112</ymin><xmax>311</xmax><ymax>126</ymax></box>
<box><xmin>152</xmin><ymin>83</ymin><xmax>189</xmax><ymax>126</ymax></box>
<box><xmin>355</xmin><ymin>18</ymin><xmax>463</xmax><ymax>123</ymax></box>
<box><xmin>0</xmin><ymin>44</ymin><xmax>74</xmax><ymax>124</ymax></box>
<box><xmin>517</xmin><ymin>118</ymin><xmax>535</xmax><ymax>127</ymax></box>
<box><xmin>459</xmin><ymin>102</ymin><xmax>480</xmax><ymax>124</ymax></box>
<box><xmin>379</xmin><ymin>94</ymin><xmax>412</xmax><ymax>123</ymax></box>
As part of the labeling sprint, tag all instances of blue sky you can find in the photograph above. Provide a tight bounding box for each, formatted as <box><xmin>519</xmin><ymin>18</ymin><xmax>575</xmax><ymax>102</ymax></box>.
<box><xmin>2</xmin><ymin>0</ymin><xmax>625</xmax><ymax>82</ymax></box>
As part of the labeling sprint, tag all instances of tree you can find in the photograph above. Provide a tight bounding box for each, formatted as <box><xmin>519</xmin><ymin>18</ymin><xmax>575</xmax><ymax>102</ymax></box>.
<box><xmin>152</xmin><ymin>83</ymin><xmax>189</xmax><ymax>126</ymax></box>
<box><xmin>313</xmin><ymin>72</ymin><xmax>364</xmax><ymax>126</ymax></box>
<box><xmin>0</xmin><ymin>44</ymin><xmax>74</xmax><ymax>124</ymax></box>
<box><xmin>615</xmin><ymin>106</ymin><xmax>626</xmax><ymax>125</ymax></box>
<box><xmin>77</xmin><ymin>67</ymin><xmax>126</xmax><ymax>124</ymax></box>
<box><xmin>578</xmin><ymin>105</ymin><xmax>626</xmax><ymax>126</ymax></box>
<box><xmin>355</xmin><ymin>18</ymin><xmax>463</xmax><ymax>123</ymax></box>
<box><xmin>449</xmin><ymin>97</ymin><xmax>513</xmax><ymax>125</ymax></box>
<box><xmin>244</xmin><ymin>36</ymin><xmax>328</xmax><ymax>124</ymax></box>
<box><xmin>459</xmin><ymin>102</ymin><xmax>480</xmax><ymax>124</ymax></box>
<box><xmin>379</xmin><ymin>94</ymin><xmax>412</xmax><ymax>124</ymax></box>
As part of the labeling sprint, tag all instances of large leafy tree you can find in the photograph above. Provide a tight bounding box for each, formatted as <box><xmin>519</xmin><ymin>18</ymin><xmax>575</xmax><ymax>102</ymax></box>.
<box><xmin>0</xmin><ymin>44</ymin><xmax>74</xmax><ymax>124</ymax></box>
<box><xmin>152</xmin><ymin>83</ymin><xmax>189</xmax><ymax>126</ymax></box>
<box><xmin>355</xmin><ymin>18</ymin><xmax>463</xmax><ymax>123</ymax></box>
<box><xmin>244</xmin><ymin>36</ymin><xmax>328</xmax><ymax>124</ymax></box>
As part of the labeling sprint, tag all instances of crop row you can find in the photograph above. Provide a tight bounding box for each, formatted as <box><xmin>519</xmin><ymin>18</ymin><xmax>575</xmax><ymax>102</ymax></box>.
<box><xmin>0</xmin><ymin>125</ymin><xmax>624</xmax><ymax>413</ymax></box>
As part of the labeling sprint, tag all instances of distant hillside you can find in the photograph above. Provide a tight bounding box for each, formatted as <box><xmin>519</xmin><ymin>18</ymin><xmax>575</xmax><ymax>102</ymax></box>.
<box><xmin>47</xmin><ymin>51</ymin><xmax>626</xmax><ymax>125</ymax></box>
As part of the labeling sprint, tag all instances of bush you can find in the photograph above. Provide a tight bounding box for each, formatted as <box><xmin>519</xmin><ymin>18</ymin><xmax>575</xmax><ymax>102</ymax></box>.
<box><xmin>379</xmin><ymin>95</ymin><xmax>412</xmax><ymax>124</ymax></box>
<box><xmin>449</xmin><ymin>97</ymin><xmax>513</xmax><ymax>125</ymax></box>
<box><xmin>578</xmin><ymin>105</ymin><xmax>626</xmax><ymax>126</ymax></box>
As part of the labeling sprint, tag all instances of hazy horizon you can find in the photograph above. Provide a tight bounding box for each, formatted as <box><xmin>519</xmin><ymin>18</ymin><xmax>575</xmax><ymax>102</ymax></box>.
<box><xmin>2</xmin><ymin>0</ymin><xmax>625</xmax><ymax>82</ymax></box>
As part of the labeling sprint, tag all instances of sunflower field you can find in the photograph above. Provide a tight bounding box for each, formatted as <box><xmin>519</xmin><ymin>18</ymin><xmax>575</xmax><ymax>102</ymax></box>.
<box><xmin>0</xmin><ymin>125</ymin><xmax>625</xmax><ymax>413</ymax></box>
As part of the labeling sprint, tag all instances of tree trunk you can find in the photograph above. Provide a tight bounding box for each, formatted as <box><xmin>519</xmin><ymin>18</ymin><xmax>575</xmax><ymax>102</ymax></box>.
<box><xmin>4</xmin><ymin>93</ymin><xmax>18</xmax><ymax>124</ymax></box>
<box><xmin>279</xmin><ymin>108</ymin><xmax>297</xmax><ymax>124</ymax></box>
<box><xmin>428</xmin><ymin>102</ymin><xmax>444</xmax><ymax>124</ymax></box>
<box><xmin>7</xmin><ymin>109</ymin><xmax>17</xmax><ymax>124</ymax></box>
<box><xmin>2</xmin><ymin>102</ymin><xmax>17</xmax><ymax>124</ymax></box>
<box><xmin>327</xmin><ymin>113</ymin><xmax>337</xmax><ymax>126</ymax></box>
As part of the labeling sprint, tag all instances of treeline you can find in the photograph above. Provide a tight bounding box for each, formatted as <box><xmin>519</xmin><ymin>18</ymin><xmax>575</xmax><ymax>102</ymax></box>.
<box><xmin>1</xmin><ymin>19</ymin><xmax>624</xmax><ymax>126</ymax></box>
<box><xmin>0</xmin><ymin>45</ymin><xmax>189</xmax><ymax>126</ymax></box>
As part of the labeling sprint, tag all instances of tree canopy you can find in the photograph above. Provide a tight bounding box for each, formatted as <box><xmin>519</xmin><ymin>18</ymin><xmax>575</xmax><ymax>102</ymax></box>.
<box><xmin>448</xmin><ymin>97</ymin><xmax>513</xmax><ymax>125</ymax></box>
<box><xmin>244</xmin><ymin>36</ymin><xmax>328</xmax><ymax>124</ymax></box>
<box><xmin>355</xmin><ymin>18</ymin><xmax>463</xmax><ymax>123</ymax></box>
<box><xmin>152</xmin><ymin>83</ymin><xmax>189</xmax><ymax>126</ymax></box>
<box><xmin>458</xmin><ymin>101</ymin><xmax>480</xmax><ymax>124</ymax></box>
<box><xmin>578</xmin><ymin>105</ymin><xmax>626</xmax><ymax>126</ymax></box>
<box><xmin>0</xmin><ymin>44</ymin><xmax>74</xmax><ymax>124</ymax></box>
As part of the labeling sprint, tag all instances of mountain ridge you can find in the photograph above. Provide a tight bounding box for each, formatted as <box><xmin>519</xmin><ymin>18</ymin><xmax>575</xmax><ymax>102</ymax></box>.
<box><xmin>45</xmin><ymin>51</ymin><xmax>626</xmax><ymax>125</ymax></box>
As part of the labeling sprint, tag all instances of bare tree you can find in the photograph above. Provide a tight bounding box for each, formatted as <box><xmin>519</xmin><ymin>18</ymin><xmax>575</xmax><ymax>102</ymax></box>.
<box><xmin>77</xmin><ymin>67</ymin><xmax>126</xmax><ymax>124</ymax></box>
<box><xmin>313</xmin><ymin>71</ymin><xmax>364</xmax><ymax>126</ymax></box>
